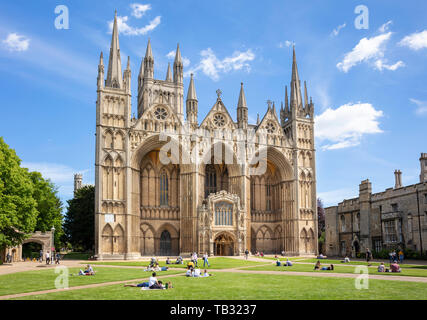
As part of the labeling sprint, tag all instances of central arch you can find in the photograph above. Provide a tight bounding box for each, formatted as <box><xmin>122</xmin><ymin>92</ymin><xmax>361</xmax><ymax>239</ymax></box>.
<box><xmin>214</xmin><ymin>232</ymin><xmax>235</xmax><ymax>256</ymax></box>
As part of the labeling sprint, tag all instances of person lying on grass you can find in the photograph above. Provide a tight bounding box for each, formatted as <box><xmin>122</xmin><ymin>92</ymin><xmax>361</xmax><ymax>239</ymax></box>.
<box><xmin>202</xmin><ymin>269</ymin><xmax>213</xmax><ymax>277</ymax></box>
<box><xmin>321</xmin><ymin>264</ymin><xmax>334</xmax><ymax>271</ymax></box>
<box><xmin>124</xmin><ymin>279</ymin><xmax>173</xmax><ymax>289</ymax></box>
<box><xmin>144</xmin><ymin>264</ymin><xmax>168</xmax><ymax>272</ymax></box>
<box><xmin>314</xmin><ymin>260</ymin><xmax>321</xmax><ymax>270</ymax></box>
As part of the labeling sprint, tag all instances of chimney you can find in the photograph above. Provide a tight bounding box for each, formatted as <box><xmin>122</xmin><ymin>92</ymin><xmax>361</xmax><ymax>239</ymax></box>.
<box><xmin>394</xmin><ymin>170</ymin><xmax>402</xmax><ymax>189</ymax></box>
<box><xmin>420</xmin><ymin>153</ymin><xmax>427</xmax><ymax>183</ymax></box>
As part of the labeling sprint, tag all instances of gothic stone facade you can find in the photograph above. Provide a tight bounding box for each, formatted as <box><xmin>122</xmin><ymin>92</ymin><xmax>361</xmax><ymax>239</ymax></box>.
<box><xmin>325</xmin><ymin>153</ymin><xmax>427</xmax><ymax>257</ymax></box>
<box><xmin>94</xmin><ymin>13</ymin><xmax>318</xmax><ymax>259</ymax></box>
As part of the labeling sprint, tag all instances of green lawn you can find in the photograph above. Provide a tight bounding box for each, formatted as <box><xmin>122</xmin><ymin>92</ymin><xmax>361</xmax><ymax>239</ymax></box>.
<box><xmin>61</xmin><ymin>252</ymin><xmax>92</xmax><ymax>260</ymax></box>
<box><xmin>90</xmin><ymin>257</ymin><xmax>269</xmax><ymax>270</ymax></box>
<box><xmin>295</xmin><ymin>258</ymin><xmax>427</xmax><ymax>269</ymax></box>
<box><xmin>245</xmin><ymin>263</ymin><xmax>427</xmax><ymax>278</ymax></box>
<box><xmin>0</xmin><ymin>267</ymin><xmax>184</xmax><ymax>296</ymax></box>
<box><xmin>11</xmin><ymin>272</ymin><xmax>427</xmax><ymax>300</ymax></box>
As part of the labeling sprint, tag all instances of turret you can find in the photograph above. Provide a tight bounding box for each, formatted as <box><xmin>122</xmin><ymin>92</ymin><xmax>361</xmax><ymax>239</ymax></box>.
<box><xmin>237</xmin><ymin>82</ymin><xmax>248</xmax><ymax>129</ymax></box>
<box><xmin>186</xmin><ymin>73</ymin><xmax>198</xmax><ymax>127</ymax></box>
<box><xmin>123</xmin><ymin>56</ymin><xmax>131</xmax><ymax>95</ymax></box>
<box><xmin>166</xmin><ymin>63</ymin><xmax>173</xmax><ymax>82</ymax></box>
<box><xmin>97</xmin><ymin>52</ymin><xmax>104</xmax><ymax>89</ymax></box>
<box><xmin>173</xmin><ymin>44</ymin><xmax>183</xmax><ymax>84</ymax></box>
<box><xmin>138</xmin><ymin>57</ymin><xmax>144</xmax><ymax>89</ymax></box>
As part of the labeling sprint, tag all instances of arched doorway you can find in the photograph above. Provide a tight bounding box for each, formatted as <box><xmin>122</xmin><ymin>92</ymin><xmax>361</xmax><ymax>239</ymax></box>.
<box><xmin>22</xmin><ymin>242</ymin><xmax>42</xmax><ymax>260</ymax></box>
<box><xmin>160</xmin><ymin>230</ymin><xmax>172</xmax><ymax>256</ymax></box>
<box><xmin>214</xmin><ymin>233</ymin><xmax>234</xmax><ymax>256</ymax></box>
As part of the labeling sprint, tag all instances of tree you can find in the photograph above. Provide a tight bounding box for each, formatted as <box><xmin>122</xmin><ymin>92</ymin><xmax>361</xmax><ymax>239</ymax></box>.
<box><xmin>28</xmin><ymin>171</ymin><xmax>64</xmax><ymax>247</ymax></box>
<box><xmin>317</xmin><ymin>198</ymin><xmax>326</xmax><ymax>235</ymax></box>
<box><xmin>63</xmin><ymin>185</ymin><xmax>95</xmax><ymax>252</ymax></box>
<box><xmin>0</xmin><ymin>137</ymin><xmax>38</xmax><ymax>250</ymax></box>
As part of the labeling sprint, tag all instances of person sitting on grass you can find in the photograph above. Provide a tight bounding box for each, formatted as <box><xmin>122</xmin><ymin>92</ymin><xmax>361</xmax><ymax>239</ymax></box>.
<box><xmin>149</xmin><ymin>257</ymin><xmax>157</xmax><ymax>268</ymax></box>
<box><xmin>314</xmin><ymin>260</ymin><xmax>321</xmax><ymax>270</ymax></box>
<box><xmin>175</xmin><ymin>256</ymin><xmax>183</xmax><ymax>264</ymax></box>
<box><xmin>124</xmin><ymin>282</ymin><xmax>149</xmax><ymax>288</ymax></box>
<box><xmin>148</xmin><ymin>272</ymin><xmax>163</xmax><ymax>289</ymax></box>
<box><xmin>260</xmin><ymin>252</ymin><xmax>264</xmax><ymax>257</ymax></box>
<box><xmin>186</xmin><ymin>267</ymin><xmax>194</xmax><ymax>277</ymax></box>
<box><xmin>276</xmin><ymin>259</ymin><xmax>281</xmax><ymax>266</ymax></box>
<box><xmin>317</xmin><ymin>253</ymin><xmax>327</xmax><ymax>259</ymax></box>
<box><xmin>285</xmin><ymin>259</ymin><xmax>293</xmax><ymax>266</ymax></box>
<box><xmin>378</xmin><ymin>262</ymin><xmax>386</xmax><ymax>273</ymax></box>
<box><xmin>79</xmin><ymin>264</ymin><xmax>95</xmax><ymax>276</ymax></box>
<box><xmin>166</xmin><ymin>257</ymin><xmax>171</xmax><ymax>265</ymax></box>
<box><xmin>341</xmin><ymin>256</ymin><xmax>350</xmax><ymax>263</ymax></box>
<box><xmin>202</xmin><ymin>269</ymin><xmax>212</xmax><ymax>277</ymax></box>
<box><xmin>144</xmin><ymin>265</ymin><xmax>154</xmax><ymax>272</ymax></box>
<box><xmin>390</xmin><ymin>262</ymin><xmax>401</xmax><ymax>273</ymax></box>
<box><xmin>193</xmin><ymin>268</ymin><xmax>201</xmax><ymax>277</ymax></box>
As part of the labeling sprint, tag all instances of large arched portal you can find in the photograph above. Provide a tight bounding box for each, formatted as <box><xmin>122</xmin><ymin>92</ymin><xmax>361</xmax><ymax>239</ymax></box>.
<box><xmin>159</xmin><ymin>230</ymin><xmax>172</xmax><ymax>256</ymax></box>
<box><xmin>214</xmin><ymin>233</ymin><xmax>235</xmax><ymax>256</ymax></box>
<box><xmin>22</xmin><ymin>242</ymin><xmax>42</xmax><ymax>260</ymax></box>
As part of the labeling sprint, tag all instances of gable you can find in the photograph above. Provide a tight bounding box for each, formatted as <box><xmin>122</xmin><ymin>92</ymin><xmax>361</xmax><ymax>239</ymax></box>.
<box><xmin>200</xmin><ymin>99</ymin><xmax>236</xmax><ymax>131</ymax></box>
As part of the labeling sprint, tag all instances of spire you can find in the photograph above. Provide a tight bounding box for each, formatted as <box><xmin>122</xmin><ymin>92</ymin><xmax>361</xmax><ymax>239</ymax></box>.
<box><xmin>174</xmin><ymin>43</ymin><xmax>183</xmax><ymax>84</ymax></box>
<box><xmin>126</xmin><ymin>56</ymin><xmax>130</xmax><ymax>70</ymax></box>
<box><xmin>186</xmin><ymin>74</ymin><xmax>197</xmax><ymax>101</ymax></box>
<box><xmin>290</xmin><ymin>46</ymin><xmax>303</xmax><ymax>112</ymax></box>
<box><xmin>97</xmin><ymin>52</ymin><xmax>105</xmax><ymax>89</ymax></box>
<box><xmin>285</xmin><ymin>85</ymin><xmax>289</xmax><ymax>112</ymax></box>
<box><xmin>304</xmin><ymin>81</ymin><xmax>309</xmax><ymax>108</ymax></box>
<box><xmin>106</xmin><ymin>11</ymin><xmax>123</xmax><ymax>88</ymax></box>
<box><xmin>256</xmin><ymin>113</ymin><xmax>260</xmax><ymax>125</ymax></box>
<box><xmin>166</xmin><ymin>63</ymin><xmax>173</xmax><ymax>81</ymax></box>
<box><xmin>138</xmin><ymin>57</ymin><xmax>144</xmax><ymax>87</ymax></box>
<box><xmin>144</xmin><ymin>38</ymin><xmax>154</xmax><ymax>79</ymax></box>
<box><xmin>99</xmin><ymin>52</ymin><xmax>104</xmax><ymax>66</ymax></box>
<box><xmin>237</xmin><ymin>82</ymin><xmax>247</xmax><ymax>109</ymax></box>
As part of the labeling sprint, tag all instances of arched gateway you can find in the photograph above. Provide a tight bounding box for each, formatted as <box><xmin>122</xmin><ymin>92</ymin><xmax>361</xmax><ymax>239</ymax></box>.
<box><xmin>94</xmin><ymin>12</ymin><xmax>318</xmax><ymax>259</ymax></box>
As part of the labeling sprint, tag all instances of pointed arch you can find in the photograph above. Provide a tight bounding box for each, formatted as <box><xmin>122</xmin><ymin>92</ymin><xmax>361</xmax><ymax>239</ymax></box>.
<box><xmin>102</xmin><ymin>224</ymin><xmax>113</xmax><ymax>254</ymax></box>
<box><xmin>113</xmin><ymin>224</ymin><xmax>125</xmax><ymax>254</ymax></box>
<box><xmin>104</xmin><ymin>130</ymin><xmax>113</xmax><ymax>149</ymax></box>
<box><xmin>140</xmin><ymin>223</ymin><xmax>155</xmax><ymax>256</ymax></box>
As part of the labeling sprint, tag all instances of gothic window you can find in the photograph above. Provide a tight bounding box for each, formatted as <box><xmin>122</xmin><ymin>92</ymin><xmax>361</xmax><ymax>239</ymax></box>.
<box><xmin>215</xmin><ymin>202</ymin><xmax>233</xmax><ymax>226</ymax></box>
<box><xmin>266</xmin><ymin>179</ymin><xmax>272</xmax><ymax>211</ymax></box>
<box><xmin>154</xmin><ymin>107</ymin><xmax>168</xmax><ymax>120</ymax></box>
<box><xmin>160</xmin><ymin>171</ymin><xmax>169</xmax><ymax>206</ymax></box>
<box><xmin>266</xmin><ymin>122</ymin><xmax>276</xmax><ymax>134</ymax></box>
<box><xmin>213</xmin><ymin>114</ymin><xmax>226</xmax><ymax>128</ymax></box>
<box><xmin>205</xmin><ymin>165</ymin><xmax>217</xmax><ymax>198</ymax></box>
<box><xmin>384</xmin><ymin>220</ymin><xmax>397</xmax><ymax>243</ymax></box>
<box><xmin>340</xmin><ymin>215</ymin><xmax>346</xmax><ymax>232</ymax></box>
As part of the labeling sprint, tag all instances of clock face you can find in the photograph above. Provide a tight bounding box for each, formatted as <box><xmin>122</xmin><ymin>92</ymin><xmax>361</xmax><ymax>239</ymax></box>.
<box><xmin>154</xmin><ymin>107</ymin><xmax>168</xmax><ymax>120</ymax></box>
<box><xmin>213</xmin><ymin>113</ymin><xmax>226</xmax><ymax>128</ymax></box>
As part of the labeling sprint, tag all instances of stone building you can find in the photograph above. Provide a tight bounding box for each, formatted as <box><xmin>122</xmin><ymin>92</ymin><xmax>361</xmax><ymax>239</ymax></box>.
<box><xmin>325</xmin><ymin>153</ymin><xmax>427</xmax><ymax>257</ymax></box>
<box><xmin>94</xmin><ymin>12</ymin><xmax>318</xmax><ymax>259</ymax></box>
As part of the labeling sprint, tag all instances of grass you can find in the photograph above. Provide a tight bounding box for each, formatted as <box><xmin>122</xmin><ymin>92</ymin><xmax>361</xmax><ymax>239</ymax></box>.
<box><xmin>245</xmin><ymin>262</ymin><xmax>427</xmax><ymax>278</ymax></box>
<box><xmin>11</xmin><ymin>271</ymin><xmax>427</xmax><ymax>300</ymax></box>
<box><xmin>90</xmin><ymin>257</ymin><xmax>269</xmax><ymax>269</ymax></box>
<box><xmin>61</xmin><ymin>252</ymin><xmax>92</xmax><ymax>260</ymax></box>
<box><xmin>0</xmin><ymin>266</ymin><xmax>184</xmax><ymax>296</ymax></box>
<box><xmin>295</xmin><ymin>258</ymin><xmax>427</xmax><ymax>269</ymax></box>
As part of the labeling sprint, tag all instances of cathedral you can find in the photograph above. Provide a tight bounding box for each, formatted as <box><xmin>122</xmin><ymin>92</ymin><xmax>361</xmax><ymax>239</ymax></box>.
<box><xmin>94</xmin><ymin>13</ymin><xmax>318</xmax><ymax>259</ymax></box>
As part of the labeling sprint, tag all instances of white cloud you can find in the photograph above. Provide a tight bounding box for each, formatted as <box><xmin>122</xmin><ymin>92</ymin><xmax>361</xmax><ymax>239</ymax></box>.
<box><xmin>130</xmin><ymin>3</ymin><xmax>151</xmax><ymax>18</ymax></box>
<box><xmin>278</xmin><ymin>40</ymin><xmax>293</xmax><ymax>48</ymax></box>
<box><xmin>374</xmin><ymin>59</ymin><xmax>405</xmax><ymax>71</ymax></box>
<box><xmin>2</xmin><ymin>33</ymin><xmax>30</xmax><ymax>52</ymax></box>
<box><xmin>109</xmin><ymin>15</ymin><xmax>161</xmax><ymax>36</ymax></box>
<box><xmin>186</xmin><ymin>48</ymin><xmax>255</xmax><ymax>81</ymax></box>
<box><xmin>315</xmin><ymin>103</ymin><xmax>384</xmax><ymax>150</ymax></box>
<box><xmin>21</xmin><ymin>162</ymin><xmax>89</xmax><ymax>198</ymax></box>
<box><xmin>337</xmin><ymin>32</ymin><xmax>397</xmax><ymax>72</ymax></box>
<box><xmin>331</xmin><ymin>23</ymin><xmax>346</xmax><ymax>37</ymax></box>
<box><xmin>410</xmin><ymin>98</ymin><xmax>427</xmax><ymax>116</ymax></box>
<box><xmin>379</xmin><ymin>21</ymin><xmax>393</xmax><ymax>33</ymax></box>
<box><xmin>399</xmin><ymin>30</ymin><xmax>427</xmax><ymax>51</ymax></box>
<box><xmin>166</xmin><ymin>50</ymin><xmax>190</xmax><ymax>67</ymax></box>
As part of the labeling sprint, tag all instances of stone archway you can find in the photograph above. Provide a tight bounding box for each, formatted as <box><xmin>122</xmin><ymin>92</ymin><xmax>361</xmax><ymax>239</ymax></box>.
<box><xmin>214</xmin><ymin>232</ymin><xmax>235</xmax><ymax>256</ymax></box>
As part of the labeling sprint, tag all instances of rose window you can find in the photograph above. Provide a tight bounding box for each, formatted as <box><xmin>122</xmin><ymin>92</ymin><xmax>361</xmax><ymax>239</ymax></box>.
<box><xmin>154</xmin><ymin>107</ymin><xmax>168</xmax><ymax>120</ymax></box>
<box><xmin>213</xmin><ymin>114</ymin><xmax>226</xmax><ymax>127</ymax></box>
<box><xmin>266</xmin><ymin>122</ymin><xmax>276</xmax><ymax>134</ymax></box>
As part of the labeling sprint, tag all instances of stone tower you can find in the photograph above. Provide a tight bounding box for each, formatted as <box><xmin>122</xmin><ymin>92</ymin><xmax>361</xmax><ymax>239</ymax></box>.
<box><xmin>420</xmin><ymin>153</ymin><xmax>427</xmax><ymax>183</ymax></box>
<box><xmin>74</xmin><ymin>174</ymin><xmax>83</xmax><ymax>193</ymax></box>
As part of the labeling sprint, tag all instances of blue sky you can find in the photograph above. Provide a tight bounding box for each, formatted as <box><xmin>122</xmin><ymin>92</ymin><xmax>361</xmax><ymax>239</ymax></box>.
<box><xmin>0</xmin><ymin>0</ymin><xmax>426</xmax><ymax>207</ymax></box>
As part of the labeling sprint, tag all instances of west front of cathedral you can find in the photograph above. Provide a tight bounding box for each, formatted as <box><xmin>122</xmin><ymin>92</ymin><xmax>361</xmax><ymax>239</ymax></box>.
<box><xmin>95</xmin><ymin>13</ymin><xmax>318</xmax><ymax>259</ymax></box>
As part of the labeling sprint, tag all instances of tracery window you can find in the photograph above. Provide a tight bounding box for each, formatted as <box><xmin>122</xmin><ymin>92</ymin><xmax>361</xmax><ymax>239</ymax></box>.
<box><xmin>205</xmin><ymin>165</ymin><xmax>217</xmax><ymax>198</ymax></box>
<box><xmin>266</xmin><ymin>122</ymin><xmax>276</xmax><ymax>134</ymax></box>
<box><xmin>154</xmin><ymin>107</ymin><xmax>168</xmax><ymax>120</ymax></box>
<box><xmin>213</xmin><ymin>114</ymin><xmax>226</xmax><ymax>128</ymax></box>
<box><xmin>266</xmin><ymin>179</ymin><xmax>272</xmax><ymax>211</ymax></box>
<box><xmin>215</xmin><ymin>201</ymin><xmax>233</xmax><ymax>226</ymax></box>
<box><xmin>160</xmin><ymin>171</ymin><xmax>168</xmax><ymax>206</ymax></box>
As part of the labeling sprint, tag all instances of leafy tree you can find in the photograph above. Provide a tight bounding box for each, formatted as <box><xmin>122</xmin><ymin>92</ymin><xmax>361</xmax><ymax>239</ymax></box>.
<box><xmin>317</xmin><ymin>198</ymin><xmax>326</xmax><ymax>236</ymax></box>
<box><xmin>63</xmin><ymin>185</ymin><xmax>95</xmax><ymax>252</ymax></box>
<box><xmin>0</xmin><ymin>137</ymin><xmax>38</xmax><ymax>249</ymax></box>
<box><xmin>28</xmin><ymin>171</ymin><xmax>63</xmax><ymax>247</ymax></box>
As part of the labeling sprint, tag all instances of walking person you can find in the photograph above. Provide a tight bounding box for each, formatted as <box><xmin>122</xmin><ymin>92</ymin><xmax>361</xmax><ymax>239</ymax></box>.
<box><xmin>202</xmin><ymin>252</ymin><xmax>210</xmax><ymax>267</ymax></box>
<box><xmin>39</xmin><ymin>250</ymin><xmax>43</xmax><ymax>263</ymax></box>
<box><xmin>6</xmin><ymin>252</ymin><xmax>11</xmax><ymax>264</ymax></box>
<box><xmin>244</xmin><ymin>249</ymin><xmax>249</xmax><ymax>260</ymax></box>
<box><xmin>45</xmin><ymin>251</ymin><xmax>50</xmax><ymax>265</ymax></box>
<box><xmin>192</xmin><ymin>252</ymin><xmax>198</xmax><ymax>267</ymax></box>
<box><xmin>398</xmin><ymin>250</ymin><xmax>404</xmax><ymax>264</ymax></box>
<box><xmin>365</xmin><ymin>248</ymin><xmax>372</xmax><ymax>266</ymax></box>
<box><xmin>55</xmin><ymin>252</ymin><xmax>60</xmax><ymax>264</ymax></box>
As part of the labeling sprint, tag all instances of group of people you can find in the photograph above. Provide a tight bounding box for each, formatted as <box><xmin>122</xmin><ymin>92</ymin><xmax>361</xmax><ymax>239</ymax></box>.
<box><xmin>77</xmin><ymin>264</ymin><xmax>95</xmax><ymax>276</ymax></box>
<box><xmin>144</xmin><ymin>257</ymin><xmax>168</xmax><ymax>272</ymax></box>
<box><xmin>186</xmin><ymin>266</ymin><xmax>212</xmax><ymax>277</ymax></box>
<box><xmin>276</xmin><ymin>258</ymin><xmax>293</xmax><ymax>267</ymax></box>
<box><xmin>389</xmin><ymin>250</ymin><xmax>405</xmax><ymax>263</ymax></box>
<box><xmin>39</xmin><ymin>250</ymin><xmax>60</xmax><ymax>265</ymax></box>
<box><xmin>377</xmin><ymin>262</ymin><xmax>402</xmax><ymax>273</ymax></box>
<box><xmin>165</xmin><ymin>256</ymin><xmax>183</xmax><ymax>265</ymax></box>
